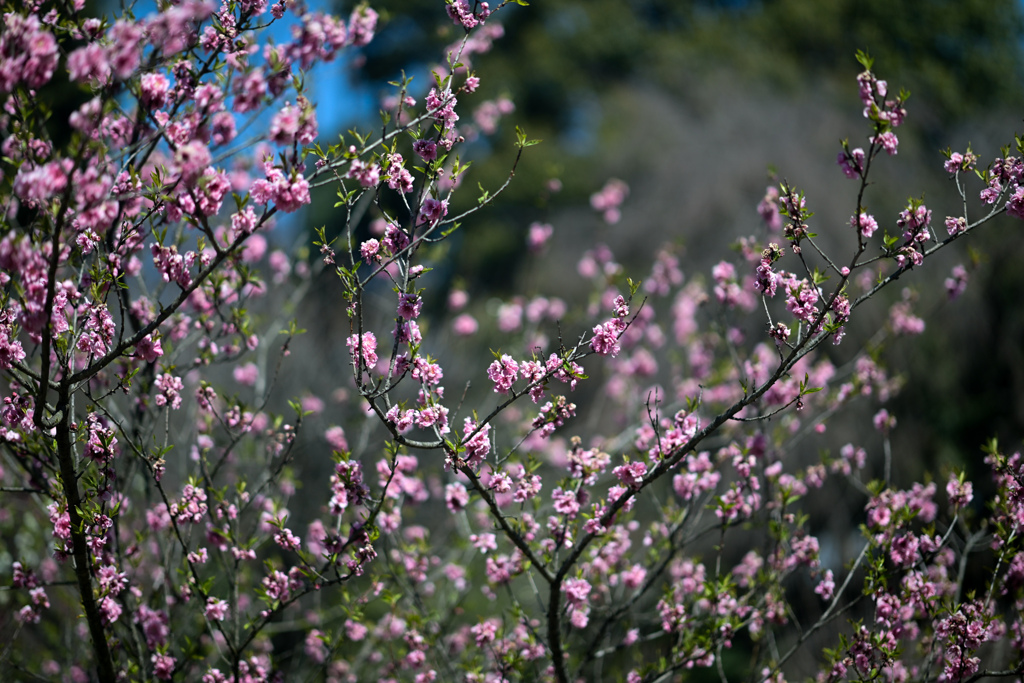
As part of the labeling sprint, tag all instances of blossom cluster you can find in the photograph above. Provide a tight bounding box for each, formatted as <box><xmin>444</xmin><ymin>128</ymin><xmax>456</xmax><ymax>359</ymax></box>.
<box><xmin>4</xmin><ymin>4</ymin><xmax>1024</xmax><ymax>683</ymax></box>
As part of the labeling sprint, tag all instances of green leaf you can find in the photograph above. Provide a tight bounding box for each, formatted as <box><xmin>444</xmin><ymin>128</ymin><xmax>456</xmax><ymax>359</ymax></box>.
<box><xmin>855</xmin><ymin>49</ymin><xmax>874</xmax><ymax>70</ymax></box>
<box><xmin>515</xmin><ymin>126</ymin><xmax>542</xmax><ymax>148</ymax></box>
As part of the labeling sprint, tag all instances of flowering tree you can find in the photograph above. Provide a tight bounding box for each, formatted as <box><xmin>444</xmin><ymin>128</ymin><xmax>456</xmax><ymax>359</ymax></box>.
<box><xmin>1</xmin><ymin>1</ymin><xmax>1024</xmax><ymax>682</ymax></box>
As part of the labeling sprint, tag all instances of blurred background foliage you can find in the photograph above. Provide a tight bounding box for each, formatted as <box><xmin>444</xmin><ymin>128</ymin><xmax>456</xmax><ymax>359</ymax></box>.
<box><xmin>303</xmin><ymin>0</ymin><xmax>1024</xmax><ymax>479</ymax></box>
<box><xmin>319</xmin><ymin>0</ymin><xmax>1024</xmax><ymax>292</ymax></box>
<box><xmin>255</xmin><ymin>2</ymin><xmax>1024</xmax><ymax>668</ymax></box>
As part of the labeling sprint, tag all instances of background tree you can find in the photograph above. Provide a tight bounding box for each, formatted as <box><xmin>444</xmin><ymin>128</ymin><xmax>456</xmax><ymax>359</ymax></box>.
<box><xmin>310</xmin><ymin>0</ymin><xmax>1024</xmax><ymax>483</ymax></box>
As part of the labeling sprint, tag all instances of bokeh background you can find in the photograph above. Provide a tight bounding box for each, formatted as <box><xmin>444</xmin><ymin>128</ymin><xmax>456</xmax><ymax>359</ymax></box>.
<box><xmin>277</xmin><ymin>6</ymin><xmax>1024</xmax><ymax>672</ymax></box>
<box><xmin>284</xmin><ymin>0</ymin><xmax>1024</xmax><ymax>486</ymax></box>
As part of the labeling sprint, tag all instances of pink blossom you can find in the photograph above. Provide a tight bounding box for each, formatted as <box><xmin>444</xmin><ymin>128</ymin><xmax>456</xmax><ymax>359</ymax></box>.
<box><xmin>173</xmin><ymin>482</ymin><xmax>208</xmax><ymax>523</ymax></box>
<box><xmin>84</xmin><ymin>414</ymin><xmax>119</xmax><ymax>464</ymax></box>
<box><xmin>945</xmin><ymin>264</ymin><xmax>968</xmax><ymax>300</ymax></box>
<box><xmin>305</xmin><ymin>629</ymin><xmax>328</xmax><ymax>664</ymax></box>
<box><xmin>99</xmin><ymin>596</ymin><xmax>121</xmax><ymax>625</ymax></box>
<box><xmin>889</xmin><ymin>300</ymin><xmax>925</xmax><ymax>335</ymax></box>
<box><xmin>452</xmin><ymin>313</ymin><xmax>478</xmax><ymax>336</ymax></box>
<box><xmin>471</xmin><ymin>533</ymin><xmax>497</xmax><ymax>552</ymax></box>
<box><xmin>345</xmin><ymin>159</ymin><xmax>380</xmax><ymax>187</ymax></box>
<box><xmin>590</xmin><ymin>317</ymin><xmax>626</xmax><ymax>357</ymax></box>
<box><xmin>152</xmin><ymin>653</ymin><xmax>176</xmax><ymax>681</ymax></box>
<box><xmin>345</xmin><ymin>618</ymin><xmax>368</xmax><ymax>641</ymax></box>
<box><xmin>473</xmin><ymin>98</ymin><xmax>513</xmax><ymax>135</ymax></box>
<box><xmin>425</xmin><ymin>88</ymin><xmax>459</xmax><ymax>130</ymax></box>
<box><xmin>187</xmin><ymin>548</ymin><xmax>209</xmax><ymax>564</ymax></box>
<box><xmin>566</xmin><ymin>606</ymin><xmax>589</xmax><ymax>629</ymax></box>
<box><xmin>897</xmin><ymin>202</ymin><xmax>932</xmax><ymax>241</ymax></box>
<box><xmin>137</xmin><ymin>605</ymin><xmax>170</xmax><ymax>649</ymax></box>
<box><xmin>613</xmin><ymin>460</ymin><xmax>647</xmax><ymax>489</ymax></box>
<box><xmin>12</xmin><ymin>159</ymin><xmax>70</xmax><ymax>206</ymax></box>
<box><xmin>447</xmin><ymin>0</ymin><xmax>491</xmax><ymax>29</ymax></box>
<box><xmin>205</xmin><ymin>597</ymin><xmax>229</xmax><ymax>621</ymax></box>
<box><xmin>386</xmin><ymin>153</ymin><xmax>414</xmax><ymax>193</ymax></box>
<box><xmin>325</xmin><ymin>425</ymin><xmax>348</xmax><ymax>452</ymax></box>
<box><xmin>872</xmin><ymin>131</ymin><xmax>899</xmax><ymax>155</ymax></box>
<box><xmin>397</xmin><ymin>293</ymin><xmax>422</xmax><ymax>319</ymax></box>
<box><xmin>945</xmin><ymin>152</ymin><xmax>963</xmax><ymax>173</ymax></box>
<box><xmin>154</xmin><ymin>373</ymin><xmax>184</xmax><ymax>409</ymax></box>
<box><xmin>383</xmin><ymin>222</ymin><xmax>410</xmax><ymax>253</ymax></box>
<box><xmin>1007</xmin><ymin>185</ymin><xmax>1024</xmax><ymax>220</ymax></box>
<box><xmin>134</xmin><ymin>334</ymin><xmax>164</xmax><ymax>363</ymax></box>
<box><xmin>261</xmin><ymin>569</ymin><xmax>294</xmax><ymax>602</ymax></box>
<box><xmin>527</xmin><ymin>222</ymin><xmax>553</xmax><ymax>252</ymax></box>
<box><xmin>470</xmin><ymin>619</ymin><xmax>499</xmax><ymax>646</ymax></box>
<box><xmin>76</xmin><ymin>304</ymin><xmax>115</xmax><ymax>357</ymax></box>
<box><xmin>174</xmin><ymin>140</ymin><xmax>212</xmax><ymax>186</ymax></box>
<box><xmin>418</xmin><ymin>197</ymin><xmax>449</xmax><ymax>225</ymax></box>
<box><xmin>413</xmin><ymin>139</ymin><xmax>438</xmax><ymax>161</ymax></box>
<box><xmin>945</xmin><ymin>215</ymin><xmax>967</xmax><ymax>236</ymax></box>
<box><xmin>838</xmin><ymin>147</ymin><xmax>865</xmax><ymax>179</ymax></box>
<box><xmin>757</xmin><ymin>186</ymin><xmax>783</xmax><ymax>231</ymax></box>
<box><xmin>563</xmin><ymin>577</ymin><xmax>591</xmax><ymax>608</ymax></box>
<box><xmin>211</xmin><ymin>111</ymin><xmax>237</xmax><ymax>145</ymax></box>
<box><xmin>346</xmin><ymin>331</ymin><xmax>378</xmax><ymax>369</ymax></box>
<box><xmin>360</xmin><ymin>238</ymin><xmax>380</xmax><ymax>261</ymax></box>
<box><xmin>513</xmin><ymin>471</ymin><xmax>543</xmax><ymax>503</ymax></box>
<box><xmin>461</xmin><ymin>417</ymin><xmax>491</xmax><ymax>466</ymax></box>
<box><xmin>140</xmin><ymin>72</ymin><xmax>171</xmax><ymax>108</ymax></box>
<box><xmin>944</xmin><ymin>150</ymin><xmax>977</xmax><ymax>173</ymax></box>
<box><xmin>274</xmin><ymin>528</ymin><xmax>302</xmax><ymax>551</ymax></box>
<box><xmin>487</xmin><ymin>354</ymin><xmax>519</xmax><ymax>394</ymax></box>
<box><xmin>445</xmin><ymin>482</ymin><xmax>469</xmax><ymax>512</ymax></box>
<box><xmin>946</xmin><ymin>474</ymin><xmax>974</xmax><ymax>508</ymax></box>
<box><xmin>233</xmin><ymin>68</ymin><xmax>268</xmax><ymax>112</ymax></box>
<box><xmin>496</xmin><ymin>300</ymin><xmax>523</xmax><ymax>332</ymax></box>
<box><xmin>0</xmin><ymin>14</ymin><xmax>59</xmax><ymax>91</ymax></box>
<box><xmin>872</xmin><ymin>409</ymin><xmax>895</xmax><ymax>432</ymax></box>
<box><xmin>980</xmin><ymin>179</ymin><xmax>1002</xmax><ymax>204</ymax></box>
<box><xmin>271</xmin><ymin>170</ymin><xmax>310</xmax><ymax>213</ymax></box>
<box><xmin>851</xmin><ymin>212</ymin><xmax>879</xmax><ymax>238</ymax></box>
<box><xmin>348</xmin><ymin>6</ymin><xmax>378</xmax><ymax>46</ymax></box>
<box><xmin>590</xmin><ymin>178</ymin><xmax>629</xmax><ymax>224</ymax></box>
